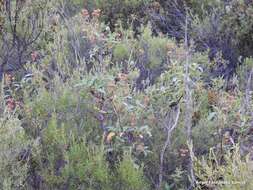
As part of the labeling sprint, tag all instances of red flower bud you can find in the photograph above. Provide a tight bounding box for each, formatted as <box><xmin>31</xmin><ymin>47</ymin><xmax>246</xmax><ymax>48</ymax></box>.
<box><xmin>31</xmin><ymin>51</ymin><xmax>39</xmax><ymax>62</ymax></box>
<box><xmin>92</xmin><ymin>9</ymin><xmax>101</xmax><ymax>18</ymax></box>
<box><xmin>81</xmin><ymin>9</ymin><xmax>89</xmax><ymax>18</ymax></box>
<box><xmin>6</xmin><ymin>98</ymin><xmax>16</xmax><ymax>111</ymax></box>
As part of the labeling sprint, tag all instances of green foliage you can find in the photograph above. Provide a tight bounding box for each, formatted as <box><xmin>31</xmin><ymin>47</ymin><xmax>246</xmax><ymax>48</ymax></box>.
<box><xmin>62</xmin><ymin>143</ymin><xmax>111</xmax><ymax>190</ymax></box>
<box><xmin>195</xmin><ymin>146</ymin><xmax>253</xmax><ymax>190</ymax></box>
<box><xmin>1</xmin><ymin>1</ymin><xmax>253</xmax><ymax>190</ymax></box>
<box><xmin>138</xmin><ymin>26</ymin><xmax>169</xmax><ymax>68</ymax></box>
<box><xmin>115</xmin><ymin>153</ymin><xmax>149</xmax><ymax>190</ymax></box>
<box><xmin>85</xmin><ymin>0</ymin><xmax>151</xmax><ymax>30</ymax></box>
<box><xmin>0</xmin><ymin>118</ymin><xmax>31</xmax><ymax>190</ymax></box>
<box><xmin>113</xmin><ymin>43</ymin><xmax>130</xmax><ymax>62</ymax></box>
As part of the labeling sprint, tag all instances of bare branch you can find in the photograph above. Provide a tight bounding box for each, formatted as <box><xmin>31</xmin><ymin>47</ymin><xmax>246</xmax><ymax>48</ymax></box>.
<box><xmin>184</xmin><ymin>7</ymin><xmax>196</xmax><ymax>189</ymax></box>
<box><xmin>156</xmin><ymin>105</ymin><xmax>181</xmax><ymax>190</ymax></box>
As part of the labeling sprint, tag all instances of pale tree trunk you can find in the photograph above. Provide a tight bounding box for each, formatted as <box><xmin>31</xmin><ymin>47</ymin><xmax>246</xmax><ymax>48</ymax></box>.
<box><xmin>245</xmin><ymin>68</ymin><xmax>253</xmax><ymax>113</ymax></box>
<box><xmin>244</xmin><ymin>68</ymin><xmax>253</xmax><ymax>131</ymax></box>
<box><xmin>184</xmin><ymin>8</ymin><xmax>196</xmax><ymax>190</ymax></box>
<box><xmin>156</xmin><ymin>105</ymin><xmax>181</xmax><ymax>190</ymax></box>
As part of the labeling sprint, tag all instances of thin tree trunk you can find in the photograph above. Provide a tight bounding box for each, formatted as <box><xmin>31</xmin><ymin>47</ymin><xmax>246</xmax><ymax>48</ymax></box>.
<box><xmin>245</xmin><ymin>68</ymin><xmax>253</xmax><ymax>127</ymax></box>
<box><xmin>184</xmin><ymin>8</ymin><xmax>196</xmax><ymax>190</ymax></box>
<box><xmin>156</xmin><ymin>105</ymin><xmax>180</xmax><ymax>190</ymax></box>
<box><xmin>245</xmin><ymin>68</ymin><xmax>253</xmax><ymax>113</ymax></box>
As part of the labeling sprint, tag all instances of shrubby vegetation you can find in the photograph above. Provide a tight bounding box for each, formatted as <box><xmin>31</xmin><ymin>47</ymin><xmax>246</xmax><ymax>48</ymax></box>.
<box><xmin>1</xmin><ymin>0</ymin><xmax>253</xmax><ymax>190</ymax></box>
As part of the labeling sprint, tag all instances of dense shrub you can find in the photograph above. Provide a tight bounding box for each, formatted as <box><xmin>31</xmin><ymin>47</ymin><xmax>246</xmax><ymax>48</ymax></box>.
<box><xmin>0</xmin><ymin>118</ymin><xmax>32</xmax><ymax>189</ymax></box>
<box><xmin>84</xmin><ymin>0</ymin><xmax>151</xmax><ymax>32</ymax></box>
<box><xmin>0</xmin><ymin>0</ymin><xmax>57</xmax><ymax>79</ymax></box>
<box><xmin>1</xmin><ymin>1</ymin><xmax>253</xmax><ymax>190</ymax></box>
<box><xmin>145</xmin><ymin>0</ymin><xmax>253</xmax><ymax>79</ymax></box>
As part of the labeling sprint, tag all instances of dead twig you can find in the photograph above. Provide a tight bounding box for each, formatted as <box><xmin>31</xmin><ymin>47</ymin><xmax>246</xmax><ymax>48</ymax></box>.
<box><xmin>156</xmin><ymin>104</ymin><xmax>181</xmax><ymax>190</ymax></box>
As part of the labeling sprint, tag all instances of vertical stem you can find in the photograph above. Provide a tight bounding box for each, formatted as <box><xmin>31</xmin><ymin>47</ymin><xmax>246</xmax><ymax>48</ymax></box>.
<box><xmin>184</xmin><ymin>8</ymin><xmax>195</xmax><ymax>189</ymax></box>
<box><xmin>156</xmin><ymin>106</ymin><xmax>180</xmax><ymax>190</ymax></box>
<box><xmin>245</xmin><ymin>68</ymin><xmax>253</xmax><ymax>113</ymax></box>
<box><xmin>245</xmin><ymin>68</ymin><xmax>253</xmax><ymax>126</ymax></box>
